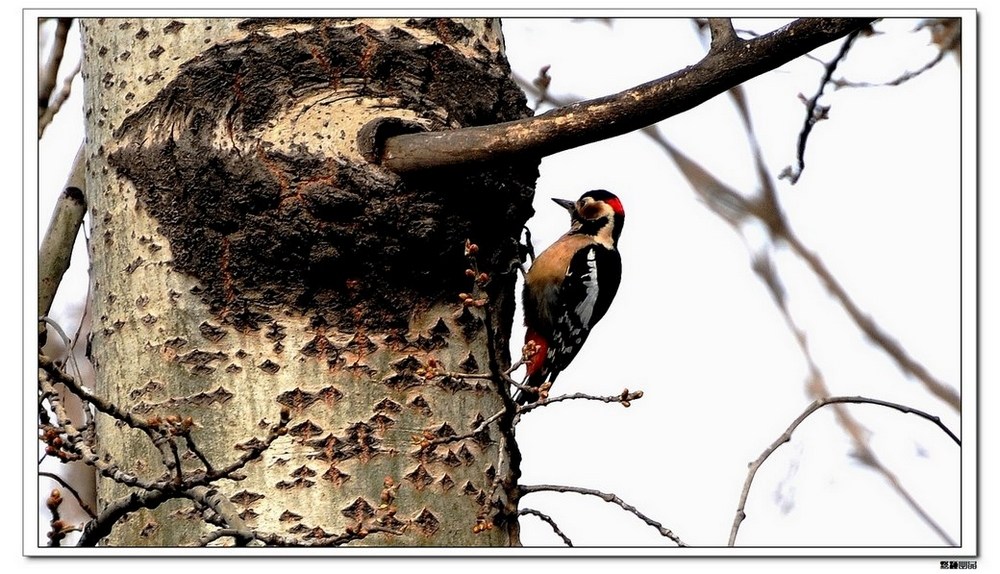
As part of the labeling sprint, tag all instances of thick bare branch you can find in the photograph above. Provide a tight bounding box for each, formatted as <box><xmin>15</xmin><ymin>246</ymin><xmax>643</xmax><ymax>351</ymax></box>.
<box><xmin>39</xmin><ymin>145</ymin><xmax>87</xmax><ymax>323</ymax></box>
<box><xmin>707</xmin><ymin>18</ymin><xmax>739</xmax><ymax>51</ymax></box>
<box><xmin>38</xmin><ymin>18</ymin><xmax>73</xmax><ymax>119</ymax></box>
<box><xmin>728</xmin><ymin>395</ymin><xmax>959</xmax><ymax>546</ymax></box>
<box><xmin>38</xmin><ymin>59</ymin><xmax>82</xmax><ymax>138</ymax></box>
<box><xmin>377</xmin><ymin>18</ymin><xmax>873</xmax><ymax>172</ymax></box>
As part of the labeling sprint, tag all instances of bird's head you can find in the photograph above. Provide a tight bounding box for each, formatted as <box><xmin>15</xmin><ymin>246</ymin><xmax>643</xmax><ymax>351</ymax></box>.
<box><xmin>553</xmin><ymin>189</ymin><xmax>625</xmax><ymax>244</ymax></box>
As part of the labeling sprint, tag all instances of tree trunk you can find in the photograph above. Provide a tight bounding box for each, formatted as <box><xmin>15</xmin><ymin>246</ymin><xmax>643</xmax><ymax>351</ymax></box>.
<box><xmin>81</xmin><ymin>17</ymin><xmax>536</xmax><ymax>547</ymax></box>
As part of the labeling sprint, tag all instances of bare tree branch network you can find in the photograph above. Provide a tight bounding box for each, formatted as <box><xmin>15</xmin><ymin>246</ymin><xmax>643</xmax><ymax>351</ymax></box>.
<box><xmin>376</xmin><ymin>18</ymin><xmax>874</xmax><ymax>172</ymax></box>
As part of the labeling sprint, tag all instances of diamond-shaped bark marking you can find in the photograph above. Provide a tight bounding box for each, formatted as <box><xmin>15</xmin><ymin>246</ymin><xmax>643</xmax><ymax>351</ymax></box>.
<box><xmin>265</xmin><ymin>321</ymin><xmax>286</xmax><ymax>342</ymax></box>
<box><xmin>168</xmin><ymin>505</ymin><xmax>202</xmax><ymax>521</ymax></box>
<box><xmin>457</xmin><ymin>444</ymin><xmax>476</xmax><ymax>465</ymax></box>
<box><xmin>373</xmin><ymin>398</ymin><xmax>402</xmax><ymax>414</ymax></box>
<box><xmin>304</xmin><ymin>526</ymin><xmax>331</xmax><ymax>539</ymax></box>
<box><xmin>238</xmin><ymin>508</ymin><xmax>259</xmax><ymax>522</ymax></box>
<box><xmin>345</xmin><ymin>332</ymin><xmax>378</xmax><ymax>355</ymax></box>
<box><xmin>383</xmin><ymin>331</ymin><xmax>412</xmax><ymax>351</ymax></box>
<box><xmin>177</xmin><ymin>349</ymin><xmax>227</xmax><ymax>369</ymax></box>
<box><xmin>130</xmin><ymin>386</ymin><xmax>235</xmax><ymax>415</ymax></box>
<box><xmin>342</xmin><ymin>422</ymin><xmax>381</xmax><ymax>462</ymax></box>
<box><xmin>287</xmin><ymin>523</ymin><xmax>311</xmax><ymax>534</ymax></box>
<box><xmin>429</xmin><ymin>317</ymin><xmax>451</xmax><ymax>336</ymax></box>
<box><xmin>414</xmin><ymin>333</ymin><xmax>446</xmax><ymax>351</ymax></box>
<box><xmin>275</xmin><ymin>478</ymin><xmax>315</xmax><ymax>490</ymax></box>
<box><xmin>409</xmin><ymin>444</ymin><xmax>441</xmax><ymax>464</ymax></box>
<box><xmin>317</xmin><ymin>386</ymin><xmax>344</xmax><ymax>404</ymax></box>
<box><xmin>433</xmin><ymin>423</ymin><xmax>456</xmax><ymax>439</ymax></box>
<box><xmin>408</xmin><ymin>395</ymin><xmax>432</xmax><ymax>417</ymax></box>
<box><xmin>290</xmin><ymin>465</ymin><xmax>317</xmax><ymax>478</ymax></box>
<box><xmin>322</xmin><ymin>465</ymin><xmax>351</xmax><ymax>487</ymax></box>
<box><xmin>309</xmin><ymin>314</ymin><xmax>331</xmax><ymax>330</ymax></box>
<box><xmin>139</xmin><ymin>521</ymin><xmax>158</xmax><ymax>538</ymax></box>
<box><xmin>276</xmin><ymin>388</ymin><xmax>317</xmax><ymax>411</ymax></box>
<box><xmin>259</xmin><ymin>359</ymin><xmax>281</xmax><ymax>374</ymax></box>
<box><xmin>378</xmin><ymin>513</ymin><xmax>406</xmax><ymax>531</ymax></box>
<box><xmin>346</xmin><ymin>363</ymin><xmax>377</xmax><ymax>379</ymax></box>
<box><xmin>289</xmin><ymin>420</ymin><xmax>324</xmax><ymax>439</ymax></box>
<box><xmin>305</xmin><ymin>434</ymin><xmax>340</xmax><ymax>462</ymax></box>
<box><xmin>439</xmin><ymin>473</ymin><xmax>456</xmax><ymax>491</ymax></box>
<box><xmin>229</xmin><ymin>490</ymin><xmax>265</xmax><ymax>506</ymax></box>
<box><xmin>368</xmin><ymin>413</ymin><xmax>396</xmax><ymax>433</ymax></box>
<box><xmin>199</xmin><ymin>321</ymin><xmax>226</xmax><ymax>342</ymax></box>
<box><xmin>455</xmin><ymin>306</ymin><xmax>483</xmax><ymax>339</ymax></box>
<box><xmin>485</xmin><ymin>465</ymin><xmax>497</xmax><ymax>482</ymax></box>
<box><xmin>437</xmin><ymin>375</ymin><xmax>472</xmax><ymax>393</ymax></box>
<box><xmin>279</xmin><ymin>510</ymin><xmax>303</xmax><ymax>522</ymax></box>
<box><xmin>470</xmin><ymin>413</ymin><xmax>493</xmax><ymax>446</ymax></box>
<box><xmin>462</xmin><ymin>481</ymin><xmax>478</xmax><ymax>496</ymax></box>
<box><xmin>382</xmin><ymin>372</ymin><xmax>423</xmax><ymax>391</ymax></box>
<box><xmin>128</xmin><ymin>379</ymin><xmax>166</xmax><ymax>401</ymax></box>
<box><xmin>412</xmin><ymin>508</ymin><xmax>440</xmax><ymax>536</ymax></box>
<box><xmin>458</xmin><ymin>352</ymin><xmax>479</xmax><ymax>374</ymax></box>
<box><xmin>404</xmin><ymin>464</ymin><xmax>434</xmax><ymax>491</ymax></box>
<box><xmin>299</xmin><ymin>334</ymin><xmax>340</xmax><ymax>360</ymax></box>
<box><xmin>442</xmin><ymin>449</ymin><xmax>462</xmax><ymax>467</ymax></box>
<box><xmin>475</xmin><ymin>489</ymin><xmax>487</xmax><ymax>506</ymax></box>
<box><xmin>392</xmin><ymin>355</ymin><xmax>423</xmax><ymax>373</ymax></box>
<box><xmin>163</xmin><ymin>337</ymin><xmax>187</xmax><ymax>351</ymax></box>
<box><xmin>341</xmin><ymin>497</ymin><xmax>376</xmax><ymax>520</ymax></box>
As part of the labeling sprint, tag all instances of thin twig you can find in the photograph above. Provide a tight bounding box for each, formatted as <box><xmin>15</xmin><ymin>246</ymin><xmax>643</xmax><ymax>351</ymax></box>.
<box><xmin>39</xmin><ymin>352</ymin><xmax>151</xmax><ymax>432</ymax></box>
<box><xmin>832</xmin><ymin>18</ymin><xmax>960</xmax><ymax>89</ymax></box>
<box><xmin>517</xmin><ymin>389</ymin><xmax>644</xmax><ymax>415</ymax></box>
<box><xmin>520</xmin><ymin>483</ymin><xmax>685</xmax><ymax>546</ymax></box>
<box><xmin>45</xmin><ymin>489</ymin><xmax>68</xmax><ymax>547</ymax></box>
<box><xmin>518</xmin><ymin>508</ymin><xmax>573</xmax><ymax>547</ymax></box>
<box><xmin>419</xmin><ymin>408</ymin><xmax>506</xmax><ymax>450</ymax></box>
<box><xmin>783</xmin><ymin>29</ymin><xmax>862</xmax><ymax>184</ymax></box>
<box><xmin>728</xmin><ymin>395</ymin><xmax>960</xmax><ymax>546</ymax></box>
<box><xmin>39</xmin><ymin>471</ymin><xmax>97</xmax><ymax>519</ymax></box>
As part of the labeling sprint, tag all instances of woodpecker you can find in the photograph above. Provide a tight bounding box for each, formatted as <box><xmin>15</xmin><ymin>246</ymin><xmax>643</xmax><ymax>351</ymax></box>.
<box><xmin>517</xmin><ymin>189</ymin><xmax>625</xmax><ymax>404</ymax></box>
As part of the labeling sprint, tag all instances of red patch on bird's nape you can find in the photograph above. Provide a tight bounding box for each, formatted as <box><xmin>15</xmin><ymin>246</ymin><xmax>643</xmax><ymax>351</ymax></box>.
<box><xmin>524</xmin><ymin>329</ymin><xmax>548</xmax><ymax>376</ymax></box>
<box><xmin>605</xmin><ymin>196</ymin><xmax>624</xmax><ymax>216</ymax></box>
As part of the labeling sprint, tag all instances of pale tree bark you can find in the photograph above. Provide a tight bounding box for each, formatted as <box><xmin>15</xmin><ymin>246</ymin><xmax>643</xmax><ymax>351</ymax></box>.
<box><xmin>81</xmin><ymin>17</ymin><xmax>535</xmax><ymax>546</ymax></box>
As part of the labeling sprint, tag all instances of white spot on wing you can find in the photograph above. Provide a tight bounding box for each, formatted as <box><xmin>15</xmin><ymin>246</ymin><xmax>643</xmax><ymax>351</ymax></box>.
<box><xmin>575</xmin><ymin>248</ymin><xmax>599</xmax><ymax>327</ymax></box>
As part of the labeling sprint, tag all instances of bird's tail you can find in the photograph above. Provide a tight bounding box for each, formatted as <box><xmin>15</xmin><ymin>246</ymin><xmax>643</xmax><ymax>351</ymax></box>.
<box><xmin>514</xmin><ymin>369</ymin><xmax>548</xmax><ymax>404</ymax></box>
<box><xmin>514</xmin><ymin>328</ymin><xmax>550</xmax><ymax>404</ymax></box>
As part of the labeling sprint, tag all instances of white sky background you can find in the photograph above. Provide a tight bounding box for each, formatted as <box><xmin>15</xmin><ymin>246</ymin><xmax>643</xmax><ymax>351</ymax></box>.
<box><xmin>19</xmin><ymin>7</ymin><xmax>990</xmax><ymax>570</ymax></box>
<box><xmin>503</xmin><ymin>17</ymin><xmax>966</xmax><ymax>549</ymax></box>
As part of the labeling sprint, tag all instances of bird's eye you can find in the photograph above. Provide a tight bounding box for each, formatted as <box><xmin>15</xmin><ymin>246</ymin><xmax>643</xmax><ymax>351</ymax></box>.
<box><xmin>580</xmin><ymin>202</ymin><xmax>603</xmax><ymax>219</ymax></box>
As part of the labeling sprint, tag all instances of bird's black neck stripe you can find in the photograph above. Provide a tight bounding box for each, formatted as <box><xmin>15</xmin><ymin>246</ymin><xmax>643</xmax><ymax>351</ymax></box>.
<box><xmin>571</xmin><ymin>215</ymin><xmax>611</xmax><ymax>237</ymax></box>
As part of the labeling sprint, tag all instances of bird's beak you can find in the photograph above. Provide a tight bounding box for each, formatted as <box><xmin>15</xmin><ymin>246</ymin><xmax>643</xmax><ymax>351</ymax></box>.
<box><xmin>551</xmin><ymin>198</ymin><xmax>576</xmax><ymax>212</ymax></box>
